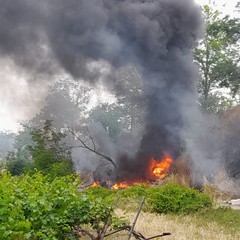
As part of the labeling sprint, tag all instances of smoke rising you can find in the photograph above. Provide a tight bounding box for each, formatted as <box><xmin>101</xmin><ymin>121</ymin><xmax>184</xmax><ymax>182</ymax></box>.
<box><xmin>0</xmin><ymin>0</ymin><xmax>201</xmax><ymax>79</ymax></box>
<box><xmin>1</xmin><ymin>0</ymin><xmax>223</xmax><ymax>182</ymax></box>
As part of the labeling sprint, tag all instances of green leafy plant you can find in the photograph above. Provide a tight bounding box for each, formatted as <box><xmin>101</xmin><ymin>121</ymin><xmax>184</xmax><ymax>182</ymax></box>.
<box><xmin>28</xmin><ymin>120</ymin><xmax>74</xmax><ymax>177</ymax></box>
<box><xmin>85</xmin><ymin>186</ymin><xmax>115</xmax><ymax>203</ymax></box>
<box><xmin>0</xmin><ymin>172</ymin><xmax>123</xmax><ymax>239</ymax></box>
<box><xmin>149</xmin><ymin>183</ymin><xmax>212</xmax><ymax>214</ymax></box>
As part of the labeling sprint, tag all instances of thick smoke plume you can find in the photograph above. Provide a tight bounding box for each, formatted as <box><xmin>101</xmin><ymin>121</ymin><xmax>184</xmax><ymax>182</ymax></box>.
<box><xmin>1</xmin><ymin>0</ymin><xmax>220</xmax><ymax>182</ymax></box>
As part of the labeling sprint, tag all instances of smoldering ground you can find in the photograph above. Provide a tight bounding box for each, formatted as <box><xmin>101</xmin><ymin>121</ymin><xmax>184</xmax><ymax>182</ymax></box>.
<box><xmin>0</xmin><ymin>0</ymin><xmax>224</xmax><ymax>183</ymax></box>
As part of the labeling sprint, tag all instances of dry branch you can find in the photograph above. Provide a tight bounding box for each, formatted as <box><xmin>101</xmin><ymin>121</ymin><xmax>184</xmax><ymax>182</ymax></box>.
<box><xmin>67</xmin><ymin>127</ymin><xmax>117</xmax><ymax>169</ymax></box>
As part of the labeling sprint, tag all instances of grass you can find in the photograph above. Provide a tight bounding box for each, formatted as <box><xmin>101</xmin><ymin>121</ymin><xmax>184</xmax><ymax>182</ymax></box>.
<box><xmin>105</xmin><ymin>209</ymin><xmax>240</xmax><ymax>240</ymax></box>
<box><xmin>195</xmin><ymin>207</ymin><xmax>240</xmax><ymax>235</ymax></box>
<box><xmin>82</xmin><ymin>176</ymin><xmax>240</xmax><ymax>239</ymax></box>
<box><xmin>79</xmin><ymin>209</ymin><xmax>240</xmax><ymax>240</ymax></box>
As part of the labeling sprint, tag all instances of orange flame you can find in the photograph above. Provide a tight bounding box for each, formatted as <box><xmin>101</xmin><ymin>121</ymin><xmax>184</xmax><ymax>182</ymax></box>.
<box><xmin>90</xmin><ymin>181</ymin><xmax>100</xmax><ymax>187</ymax></box>
<box><xmin>111</xmin><ymin>182</ymin><xmax>130</xmax><ymax>190</ymax></box>
<box><xmin>111</xmin><ymin>181</ymin><xmax>147</xmax><ymax>190</ymax></box>
<box><xmin>89</xmin><ymin>153</ymin><xmax>173</xmax><ymax>189</ymax></box>
<box><xmin>148</xmin><ymin>153</ymin><xmax>173</xmax><ymax>179</ymax></box>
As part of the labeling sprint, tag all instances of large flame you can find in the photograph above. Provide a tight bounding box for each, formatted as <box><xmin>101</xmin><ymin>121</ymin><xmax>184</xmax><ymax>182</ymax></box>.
<box><xmin>89</xmin><ymin>153</ymin><xmax>173</xmax><ymax>189</ymax></box>
<box><xmin>148</xmin><ymin>153</ymin><xmax>173</xmax><ymax>179</ymax></box>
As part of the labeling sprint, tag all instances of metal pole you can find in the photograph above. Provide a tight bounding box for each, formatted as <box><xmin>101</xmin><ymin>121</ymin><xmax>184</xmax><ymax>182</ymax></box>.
<box><xmin>127</xmin><ymin>197</ymin><xmax>146</xmax><ymax>240</ymax></box>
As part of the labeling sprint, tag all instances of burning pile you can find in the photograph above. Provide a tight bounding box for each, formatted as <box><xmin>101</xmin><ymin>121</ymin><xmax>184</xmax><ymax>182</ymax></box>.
<box><xmin>91</xmin><ymin>153</ymin><xmax>174</xmax><ymax>189</ymax></box>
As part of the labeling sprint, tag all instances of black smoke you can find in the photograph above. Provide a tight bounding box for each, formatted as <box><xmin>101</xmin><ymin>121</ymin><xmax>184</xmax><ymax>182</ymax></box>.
<box><xmin>0</xmin><ymin>0</ymin><xmax>204</xmax><ymax>180</ymax></box>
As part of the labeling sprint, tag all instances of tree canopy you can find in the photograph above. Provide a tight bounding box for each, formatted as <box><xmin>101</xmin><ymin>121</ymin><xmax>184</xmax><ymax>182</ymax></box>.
<box><xmin>194</xmin><ymin>5</ymin><xmax>240</xmax><ymax>112</ymax></box>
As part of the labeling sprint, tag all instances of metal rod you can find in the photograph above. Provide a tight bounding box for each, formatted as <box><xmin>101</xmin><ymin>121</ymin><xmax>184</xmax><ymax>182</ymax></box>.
<box><xmin>127</xmin><ymin>197</ymin><xmax>146</xmax><ymax>240</ymax></box>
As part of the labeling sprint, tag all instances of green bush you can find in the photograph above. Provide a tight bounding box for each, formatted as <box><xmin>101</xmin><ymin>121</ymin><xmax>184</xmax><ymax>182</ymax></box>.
<box><xmin>85</xmin><ymin>186</ymin><xmax>115</xmax><ymax>202</ymax></box>
<box><xmin>0</xmin><ymin>173</ymin><xmax>119</xmax><ymax>239</ymax></box>
<box><xmin>119</xmin><ymin>185</ymin><xmax>149</xmax><ymax>199</ymax></box>
<box><xmin>6</xmin><ymin>159</ymin><xmax>29</xmax><ymax>176</ymax></box>
<box><xmin>149</xmin><ymin>183</ymin><xmax>212</xmax><ymax>214</ymax></box>
<box><xmin>84</xmin><ymin>184</ymin><xmax>212</xmax><ymax>214</ymax></box>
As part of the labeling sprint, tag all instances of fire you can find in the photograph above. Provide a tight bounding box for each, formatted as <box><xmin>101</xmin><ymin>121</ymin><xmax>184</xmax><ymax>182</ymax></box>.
<box><xmin>91</xmin><ymin>181</ymin><xmax>100</xmax><ymax>187</ymax></box>
<box><xmin>148</xmin><ymin>153</ymin><xmax>173</xmax><ymax>179</ymax></box>
<box><xmin>89</xmin><ymin>181</ymin><xmax>144</xmax><ymax>190</ymax></box>
<box><xmin>89</xmin><ymin>153</ymin><xmax>174</xmax><ymax>189</ymax></box>
<box><xmin>111</xmin><ymin>182</ymin><xmax>130</xmax><ymax>190</ymax></box>
<box><xmin>111</xmin><ymin>181</ymin><xmax>146</xmax><ymax>190</ymax></box>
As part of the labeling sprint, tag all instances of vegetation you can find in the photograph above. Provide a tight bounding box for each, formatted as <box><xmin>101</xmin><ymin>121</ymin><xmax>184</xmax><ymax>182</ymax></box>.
<box><xmin>196</xmin><ymin>207</ymin><xmax>240</xmax><ymax>235</ymax></box>
<box><xmin>194</xmin><ymin>5</ymin><xmax>240</xmax><ymax>112</ymax></box>
<box><xmin>0</xmin><ymin>2</ymin><xmax>240</xmax><ymax>239</ymax></box>
<box><xmin>0</xmin><ymin>170</ymin><xmax>239</xmax><ymax>239</ymax></box>
<box><xmin>86</xmin><ymin>183</ymin><xmax>212</xmax><ymax>215</ymax></box>
<box><xmin>112</xmin><ymin>210</ymin><xmax>240</xmax><ymax>240</ymax></box>
<box><xmin>6</xmin><ymin>120</ymin><xmax>74</xmax><ymax>178</ymax></box>
<box><xmin>148</xmin><ymin>183</ymin><xmax>212</xmax><ymax>214</ymax></box>
<box><xmin>28</xmin><ymin>120</ymin><xmax>74</xmax><ymax>177</ymax></box>
<box><xmin>0</xmin><ymin>172</ymin><xmax>122</xmax><ymax>240</ymax></box>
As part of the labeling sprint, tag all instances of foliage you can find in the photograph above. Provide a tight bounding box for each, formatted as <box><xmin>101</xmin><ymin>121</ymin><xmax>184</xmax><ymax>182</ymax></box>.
<box><xmin>90</xmin><ymin>103</ymin><xmax>123</xmax><ymax>139</ymax></box>
<box><xmin>0</xmin><ymin>172</ymin><xmax>122</xmax><ymax>239</ymax></box>
<box><xmin>148</xmin><ymin>183</ymin><xmax>212</xmax><ymax>214</ymax></box>
<box><xmin>5</xmin><ymin>128</ymin><xmax>32</xmax><ymax>176</ymax></box>
<box><xmin>222</xmin><ymin>105</ymin><xmax>240</xmax><ymax>178</ymax></box>
<box><xmin>85</xmin><ymin>186</ymin><xmax>115</xmax><ymax>203</ymax></box>
<box><xmin>85</xmin><ymin>183</ymin><xmax>211</xmax><ymax>215</ymax></box>
<box><xmin>5</xmin><ymin>156</ymin><xmax>29</xmax><ymax>176</ymax></box>
<box><xmin>116</xmin><ymin>65</ymin><xmax>144</xmax><ymax>134</ymax></box>
<box><xmin>194</xmin><ymin>5</ymin><xmax>240</xmax><ymax>112</ymax></box>
<box><xmin>0</xmin><ymin>131</ymin><xmax>15</xmax><ymax>160</ymax></box>
<box><xmin>28</xmin><ymin>120</ymin><xmax>74</xmax><ymax>177</ymax></box>
<box><xmin>119</xmin><ymin>185</ymin><xmax>149</xmax><ymax>199</ymax></box>
<box><xmin>31</xmin><ymin>77</ymin><xmax>91</xmax><ymax>131</ymax></box>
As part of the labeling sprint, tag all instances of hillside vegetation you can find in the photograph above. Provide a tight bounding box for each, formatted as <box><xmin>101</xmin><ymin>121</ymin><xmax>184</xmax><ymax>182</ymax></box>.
<box><xmin>1</xmin><ymin>172</ymin><xmax>240</xmax><ymax>239</ymax></box>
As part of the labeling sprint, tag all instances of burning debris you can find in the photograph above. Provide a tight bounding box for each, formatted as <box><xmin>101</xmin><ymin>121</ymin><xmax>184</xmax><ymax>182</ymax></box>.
<box><xmin>88</xmin><ymin>152</ymin><xmax>174</xmax><ymax>189</ymax></box>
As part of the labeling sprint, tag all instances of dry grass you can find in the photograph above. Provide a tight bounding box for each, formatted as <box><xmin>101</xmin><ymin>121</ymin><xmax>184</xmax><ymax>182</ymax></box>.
<box><xmin>169</xmin><ymin>156</ymin><xmax>192</xmax><ymax>187</ymax></box>
<box><xmin>103</xmin><ymin>210</ymin><xmax>240</xmax><ymax>240</ymax></box>
<box><xmin>77</xmin><ymin>209</ymin><xmax>240</xmax><ymax>240</ymax></box>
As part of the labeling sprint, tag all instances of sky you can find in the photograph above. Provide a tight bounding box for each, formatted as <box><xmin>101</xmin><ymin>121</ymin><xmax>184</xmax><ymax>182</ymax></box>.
<box><xmin>0</xmin><ymin>0</ymin><xmax>239</xmax><ymax>133</ymax></box>
<box><xmin>196</xmin><ymin>0</ymin><xmax>239</xmax><ymax>16</ymax></box>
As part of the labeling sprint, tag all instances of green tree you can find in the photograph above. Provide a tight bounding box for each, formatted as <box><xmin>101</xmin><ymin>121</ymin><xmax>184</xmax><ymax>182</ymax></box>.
<box><xmin>0</xmin><ymin>131</ymin><xmax>15</xmax><ymax>161</ymax></box>
<box><xmin>222</xmin><ymin>105</ymin><xmax>240</xmax><ymax>179</ymax></box>
<box><xmin>28</xmin><ymin>120</ymin><xmax>74</xmax><ymax>177</ymax></box>
<box><xmin>116</xmin><ymin>65</ymin><xmax>144</xmax><ymax>134</ymax></box>
<box><xmin>5</xmin><ymin>128</ymin><xmax>32</xmax><ymax>175</ymax></box>
<box><xmin>31</xmin><ymin>77</ymin><xmax>91</xmax><ymax>131</ymax></box>
<box><xmin>89</xmin><ymin>66</ymin><xmax>144</xmax><ymax>140</ymax></box>
<box><xmin>194</xmin><ymin>5</ymin><xmax>240</xmax><ymax>112</ymax></box>
<box><xmin>90</xmin><ymin>103</ymin><xmax>123</xmax><ymax>140</ymax></box>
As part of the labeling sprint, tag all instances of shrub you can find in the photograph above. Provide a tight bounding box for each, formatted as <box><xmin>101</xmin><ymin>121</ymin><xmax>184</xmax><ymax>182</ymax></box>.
<box><xmin>149</xmin><ymin>183</ymin><xmax>212</xmax><ymax>214</ymax></box>
<box><xmin>120</xmin><ymin>185</ymin><xmax>149</xmax><ymax>199</ymax></box>
<box><xmin>0</xmin><ymin>172</ymin><xmax>120</xmax><ymax>239</ymax></box>
<box><xmin>85</xmin><ymin>185</ymin><xmax>114</xmax><ymax>199</ymax></box>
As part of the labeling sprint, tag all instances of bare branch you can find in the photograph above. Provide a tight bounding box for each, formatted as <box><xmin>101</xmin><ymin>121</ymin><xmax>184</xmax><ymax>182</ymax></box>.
<box><xmin>67</xmin><ymin>127</ymin><xmax>117</xmax><ymax>169</ymax></box>
<box><xmin>73</xmin><ymin>226</ymin><xmax>96</xmax><ymax>239</ymax></box>
<box><xmin>69</xmin><ymin>145</ymin><xmax>85</xmax><ymax>149</ymax></box>
<box><xmin>85</xmin><ymin>126</ymin><xmax>96</xmax><ymax>151</ymax></box>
